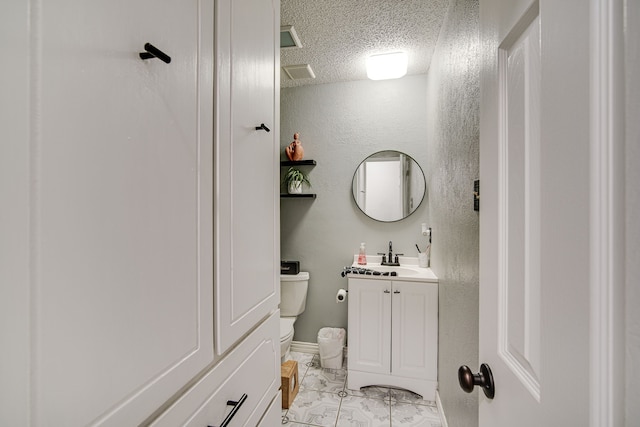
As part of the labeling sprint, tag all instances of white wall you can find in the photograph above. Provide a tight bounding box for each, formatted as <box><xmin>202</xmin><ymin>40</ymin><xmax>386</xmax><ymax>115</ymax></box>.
<box><xmin>280</xmin><ymin>75</ymin><xmax>431</xmax><ymax>343</ymax></box>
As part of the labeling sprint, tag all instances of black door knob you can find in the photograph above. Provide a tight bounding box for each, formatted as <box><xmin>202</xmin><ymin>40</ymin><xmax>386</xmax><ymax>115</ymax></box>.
<box><xmin>458</xmin><ymin>363</ymin><xmax>495</xmax><ymax>399</ymax></box>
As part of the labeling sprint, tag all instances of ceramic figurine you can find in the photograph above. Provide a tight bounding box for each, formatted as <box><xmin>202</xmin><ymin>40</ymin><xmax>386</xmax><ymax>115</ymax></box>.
<box><xmin>285</xmin><ymin>133</ymin><xmax>305</xmax><ymax>161</ymax></box>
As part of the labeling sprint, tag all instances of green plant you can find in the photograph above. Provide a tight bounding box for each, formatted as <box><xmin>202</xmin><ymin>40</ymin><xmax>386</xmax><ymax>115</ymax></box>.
<box><xmin>283</xmin><ymin>167</ymin><xmax>311</xmax><ymax>187</ymax></box>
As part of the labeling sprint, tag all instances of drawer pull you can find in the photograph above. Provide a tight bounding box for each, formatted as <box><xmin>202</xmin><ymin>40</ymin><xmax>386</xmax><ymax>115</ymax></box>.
<box><xmin>139</xmin><ymin>43</ymin><xmax>171</xmax><ymax>64</ymax></box>
<box><xmin>255</xmin><ymin>123</ymin><xmax>271</xmax><ymax>132</ymax></box>
<box><xmin>208</xmin><ymin>393</ymin><xmax>248</xmax><ymax>427</ymax></box>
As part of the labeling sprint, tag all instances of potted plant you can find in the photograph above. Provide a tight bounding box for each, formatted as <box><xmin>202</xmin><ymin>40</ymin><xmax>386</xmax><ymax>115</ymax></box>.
<box><xmin>283</xmin><ymin>167</ymin><xmax>311</xmax><ymax>194</ymax></box>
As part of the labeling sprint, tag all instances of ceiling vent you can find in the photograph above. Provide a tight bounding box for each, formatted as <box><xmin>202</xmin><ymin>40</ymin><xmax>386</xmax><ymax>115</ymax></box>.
<box><xmin>280</xmin><ymin>25</ymin><xmax>302</xmax><ymax>49</ymax></box>
<box><xmin>282</xmin><ymin>64</ymin><xmax>316</xmax><ymax>80</ymax></box>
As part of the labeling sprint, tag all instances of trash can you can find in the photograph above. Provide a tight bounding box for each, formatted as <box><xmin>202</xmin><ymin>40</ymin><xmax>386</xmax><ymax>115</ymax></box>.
<box><xmin>317</xmin><ymin>327</ymin><xmax>346</xmax><ymax>369</ymax></box>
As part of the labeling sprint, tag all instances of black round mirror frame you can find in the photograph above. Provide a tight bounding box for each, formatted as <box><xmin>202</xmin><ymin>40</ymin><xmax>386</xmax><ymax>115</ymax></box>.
<box><xmin>351</xmin><ymin>150</ymin><xmax>426</xmax><ymax>223</ymax></box>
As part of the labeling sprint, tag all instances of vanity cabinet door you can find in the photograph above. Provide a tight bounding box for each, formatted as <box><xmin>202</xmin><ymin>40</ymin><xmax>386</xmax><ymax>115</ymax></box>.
<box><xmin>391</xmin><ymin>281</ymin><xmax>438</xmax><ymax>381</ymax></box>
<box><xmin>215</xmin><ymin>0</ymin><xmax>280</xmax><ymax>354</ymax></box>
<box><xmin>347</xmin><ymin>279</ymin><xmax>392</xmax><ymax>375</ymax></box>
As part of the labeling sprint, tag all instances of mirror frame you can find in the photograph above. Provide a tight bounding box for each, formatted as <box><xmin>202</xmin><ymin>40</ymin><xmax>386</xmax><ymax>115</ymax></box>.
<box><xmin>351</xmin><ymin>150</ymin><xmax>426</xmax><ymax>222</ymax></box>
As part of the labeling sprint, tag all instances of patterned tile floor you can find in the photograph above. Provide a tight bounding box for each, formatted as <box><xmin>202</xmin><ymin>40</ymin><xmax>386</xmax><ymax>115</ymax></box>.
<box><xmin>282</xmin><ymin>352</ymin><xmax>443</xmax><ymax>427</ymax></box>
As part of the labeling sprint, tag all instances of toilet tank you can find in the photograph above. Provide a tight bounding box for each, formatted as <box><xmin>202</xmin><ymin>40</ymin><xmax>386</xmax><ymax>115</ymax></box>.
<box><xmin>280</xmin><ymin>272</ymin><xmax>309</xmax><ymax>317</ymax></box>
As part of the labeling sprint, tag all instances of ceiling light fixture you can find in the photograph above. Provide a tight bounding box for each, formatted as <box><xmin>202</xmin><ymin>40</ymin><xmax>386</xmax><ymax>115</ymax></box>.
<box><xmin>366</xmin><ymin>52</ymin><xmax>408</xmax><ymax>80</ymax></box>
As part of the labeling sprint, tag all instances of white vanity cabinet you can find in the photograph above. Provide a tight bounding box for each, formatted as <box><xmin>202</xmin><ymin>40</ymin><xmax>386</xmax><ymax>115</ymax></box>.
<box><xmin>347</xmin><ymin>276</ymin><xmax>438</xmax><ymax>400</ymax></box>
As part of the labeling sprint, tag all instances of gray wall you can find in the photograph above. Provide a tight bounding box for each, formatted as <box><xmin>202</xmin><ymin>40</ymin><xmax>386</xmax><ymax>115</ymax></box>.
<box><xmin>280</xmin><ymin>75</ymin><xmax>431</xmax><ymax>343</ymax></box>
<box><xmin>424</xmin><ymin>1</ymin><xmax>479</xmax><ymax>426</ymax></box>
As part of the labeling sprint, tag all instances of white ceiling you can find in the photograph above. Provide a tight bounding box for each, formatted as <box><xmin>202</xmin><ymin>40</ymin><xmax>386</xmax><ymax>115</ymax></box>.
<box><xmin>280</xmin><ymin>0</ymin><xmax>450</xmax><ymax>88</ymax></box>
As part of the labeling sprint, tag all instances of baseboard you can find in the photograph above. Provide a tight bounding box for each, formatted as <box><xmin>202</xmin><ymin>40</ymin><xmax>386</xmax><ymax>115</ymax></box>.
<box><xmin>435</xmin><ymin>390</ymin><xmax>448</xmax><ymax>427</ymax></box>
<box><xmin>290</xmin><ymin>340</ymin><xmax>319</xmax><ymax>354</ymax></box>
<box><xmin>290</xmin><ymin>341</ymin><xmax>349</xmax><ymax>359</ymax></box>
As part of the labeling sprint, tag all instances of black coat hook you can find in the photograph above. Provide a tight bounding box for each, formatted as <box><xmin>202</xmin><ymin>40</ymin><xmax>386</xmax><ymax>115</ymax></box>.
<box><xmin>139</xmin><ymin>43</ymin><xmax>171</xmax><ymax>64</ymax></box>
<box><xmin>255</xmin><ymin>123</ymin><xmax>270</xmax><ymax>132</ymax></box>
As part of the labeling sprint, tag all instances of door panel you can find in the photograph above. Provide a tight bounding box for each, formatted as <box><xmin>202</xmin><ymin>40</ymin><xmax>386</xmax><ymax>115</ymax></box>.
<box><xmin>33</xmin><ymin>1</ymin><xmax>214</xmax><ymax>425</ymax></box>
<box><xmin>499</xmin><ymin>10</ymin><xmax>541</xmax><ymax>399</ymax></box>
<box><xmin>215</xmin><ymin>0</ymin><xmax>280</xmax><ymax>354</ymax></box>
<box><xmin>479</xmin><ymin>0</ymin><xmax>591</xmax><ymax>425</ymax></box>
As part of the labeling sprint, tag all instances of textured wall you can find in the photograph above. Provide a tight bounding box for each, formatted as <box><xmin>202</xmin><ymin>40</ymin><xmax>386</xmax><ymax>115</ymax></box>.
<box><xmin>424</xmin><ymin>1</ymin><xmax>480</xmax><ymax>426</ymax></box>
<box><xmin>280</xmin><ymin>75</ymin><xmax>431</xmax><ymax>343</ymax></box>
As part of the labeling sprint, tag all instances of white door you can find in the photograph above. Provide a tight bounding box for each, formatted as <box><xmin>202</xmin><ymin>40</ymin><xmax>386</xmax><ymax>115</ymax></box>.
<box><xmin>365</xmin><ymin>159</ymin><xmax>402</xmax><ymax>221</ymax></box>
<box><xmin>347</xmin><ymin>279</ymin><xmax>391</xmax><ymax>374</ymax></box>
<box><xmin>215</xmin><ymin>0</ymin><xmax>280</xmax><ymax>353</ymax></box>
<box><xmin>478</xmin><ymin>0</ymin><xmax>592</xmax><ymax>425</ymax></box>
<box><xmin>26</xmin><ymin>0</ymin><xmax>214</xmax><ymax>425</ymax></box>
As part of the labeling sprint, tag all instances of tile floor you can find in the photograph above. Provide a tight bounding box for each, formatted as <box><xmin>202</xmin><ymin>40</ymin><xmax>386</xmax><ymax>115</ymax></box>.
<box><xmin>282</xmin><ymin>352</ymin><xmax>443</xmax><ymax>427</ymax></box>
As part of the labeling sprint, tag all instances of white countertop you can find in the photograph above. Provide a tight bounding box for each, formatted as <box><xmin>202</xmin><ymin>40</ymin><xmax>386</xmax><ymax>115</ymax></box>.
<box><xmin>348</xmin><ymin>255</ymin><xmax>438</xmax><ymax>283</ymax></box>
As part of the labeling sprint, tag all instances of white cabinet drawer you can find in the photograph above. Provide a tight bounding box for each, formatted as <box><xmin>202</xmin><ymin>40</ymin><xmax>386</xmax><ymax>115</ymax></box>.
<box><xmin>257</xmin><ymin>391</ymin><xmax>281</xmax><ymax>426</ymax></box>
<box><xmin>151</xmin><ymin>311</ymin><xmax>280</xmax><ymax>427</ymax></box>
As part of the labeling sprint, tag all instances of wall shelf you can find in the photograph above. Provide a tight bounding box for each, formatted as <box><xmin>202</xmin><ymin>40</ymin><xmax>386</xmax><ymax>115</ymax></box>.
<box><xmin>280</xmin><ymin>193</ymin><xmax>317</xmax><ymax>199</ymax></box>
<box><xmin>280</xmin><ymin>160</ymin><xmax>316</xmax><ymax>166</ymax></box>
<box><xmin>280</xmin><ymin>160</ymin><xmax>317</xmax><ymax>199</ymax></box>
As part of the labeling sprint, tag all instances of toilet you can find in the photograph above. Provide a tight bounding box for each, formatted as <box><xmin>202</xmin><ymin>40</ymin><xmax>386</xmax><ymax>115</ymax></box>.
<box><xmin>280</xmin><ymin>272</ymin><xmax>309</xmax><ymax>362</ymax></box>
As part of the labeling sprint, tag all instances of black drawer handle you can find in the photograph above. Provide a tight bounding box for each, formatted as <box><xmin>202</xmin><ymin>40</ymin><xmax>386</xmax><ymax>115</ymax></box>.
<box><xmin>139</xmin><ymin>43</ymin><xmax>171</xmax><ymax>64</ymax></box>
<box><xmin>208</xmin><ymin>393</ymin><xmax>248</xmax><ymax>427</ymax></box>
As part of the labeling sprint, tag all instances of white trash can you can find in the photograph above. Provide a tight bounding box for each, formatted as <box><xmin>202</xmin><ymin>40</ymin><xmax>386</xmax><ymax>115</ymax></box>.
<box><xmin>317</xmin><ymin>327</ymin><xmax>346</xmax><ymax>369</ymax></box>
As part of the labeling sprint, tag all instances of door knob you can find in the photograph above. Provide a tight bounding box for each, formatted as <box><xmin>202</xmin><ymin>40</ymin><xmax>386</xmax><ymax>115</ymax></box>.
<box><xmin>458</xmin><ymin>363</ymin><xmax>495</xmax><ymax>399</ymax></box>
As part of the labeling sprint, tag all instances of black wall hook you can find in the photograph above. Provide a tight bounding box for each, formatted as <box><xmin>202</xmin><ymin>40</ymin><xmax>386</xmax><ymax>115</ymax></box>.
<box><xmin>255</xmin><ymin>123</ymin><xmax>271</xmax><ymax>132</ymax></box>
<box><xmin>139</xmin><ymin>43</ymin><xmax>171</xmax><ymax>64</ymax></box>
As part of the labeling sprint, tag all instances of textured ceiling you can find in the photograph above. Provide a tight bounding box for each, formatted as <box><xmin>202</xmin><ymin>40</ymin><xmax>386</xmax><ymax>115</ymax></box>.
<box><xmin>280</xmin><ymin>0</ymin><xmax>450</xmax><ymax>88</ymax></box>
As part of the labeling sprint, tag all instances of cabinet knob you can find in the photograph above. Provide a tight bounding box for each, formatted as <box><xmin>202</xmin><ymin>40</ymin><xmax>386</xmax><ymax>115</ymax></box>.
<box><xmin>393</xmin><ymin>290</ymin><xmax>400</xmax><ymax>294</ymax></box>
<box><xmin>383</xmin><ymin>289</ymin><xmax>391</xmax><ymax>294</ymax></box>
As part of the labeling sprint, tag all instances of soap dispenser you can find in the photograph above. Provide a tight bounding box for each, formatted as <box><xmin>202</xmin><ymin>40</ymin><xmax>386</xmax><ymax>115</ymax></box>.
<box><xmin>357</xmin><ymin>243</ymin><xmax>367</xmax><ymax>265</ymax></box>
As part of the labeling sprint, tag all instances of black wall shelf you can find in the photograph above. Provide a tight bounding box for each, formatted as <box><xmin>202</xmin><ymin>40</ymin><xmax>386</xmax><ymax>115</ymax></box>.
<box><xmin>280</xmin><ymin>160</ymin><xmax>316</xmax><ymax>166</ymax></box>
<box><xmin>280</xmin><ymin>160</ymin><xmax>317</xmax><ymax>198</ymax></box>
<box><xmin>280</xmin><ymin>193</ymin><xmax>316</xmax><ymax>199</ymax></box>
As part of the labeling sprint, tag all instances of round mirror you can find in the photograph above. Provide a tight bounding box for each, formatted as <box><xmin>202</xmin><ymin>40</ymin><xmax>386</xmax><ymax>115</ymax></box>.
<box><xmin>352</xmin><ymin>150</ymin><xmax>426</xmax><ymax>222</ymax></box>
